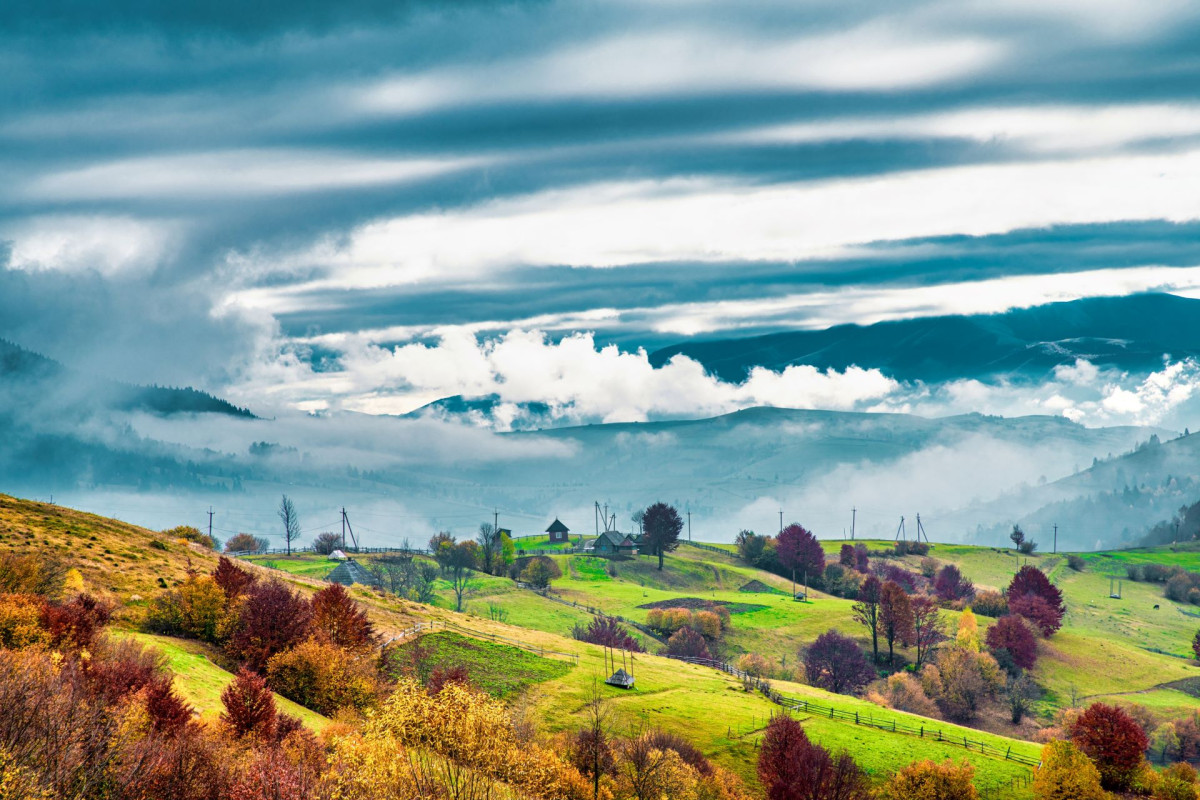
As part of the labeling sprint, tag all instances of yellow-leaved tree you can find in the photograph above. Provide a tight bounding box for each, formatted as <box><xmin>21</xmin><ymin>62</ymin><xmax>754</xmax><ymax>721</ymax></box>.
<box><xmin>956</xmin><ymin>608</ymin><xmax>980</xmax><ymax>652</ymax></box>
<box><xmin>1033</xmin><ymin>740</ymin><xmax>1106</xmax><ymax>800</ymax></box>
<box><xmin>880</xmin><ymin>759</ymin><xmax>977</xmax><ymax>800</ymax></box>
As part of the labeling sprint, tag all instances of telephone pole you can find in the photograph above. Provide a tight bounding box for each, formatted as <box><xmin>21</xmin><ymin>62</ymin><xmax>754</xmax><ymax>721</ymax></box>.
<box><xmin>494</xmin><ymin>508</ymin><xmax>499</xmax><ymax>533</ymax></box>
<box><xmin>851</xmin><ymin>507</ymin><xmax>856</xmax><ymax>540</ymax></box>
<box><xmin>342</xmin><ymin>507</ymin><xmax>347</xmax><ymax>550</ymax></box>
<box><xmin>687</xmin><ymin>510</ymin><xmax>692</xmax><ymax>541</ymax></box>
<box><xmin>1053</xmin><ymin>524</ymin><xmax>1058</xmax><ymax>554</ymax></box>
<box><xmin>779</xmin><ymin>509</ymin><xmax>783</xmax><ymax>535</ymax></box>
<box><xmin>207</xmin><ymin>507</ymin><xmax>214</xmax><ymax>542</ymax></box>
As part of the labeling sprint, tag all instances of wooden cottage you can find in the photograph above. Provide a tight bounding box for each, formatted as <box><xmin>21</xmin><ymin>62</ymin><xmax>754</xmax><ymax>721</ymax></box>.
<box><xmin>589</xmin><ymin>530</ymin><xmax>637</xmax><ymax>556</ymax></box>
<box><xmin>546</xmin><ymin>518</ymin><xmax>571</xmax><ymax>544</ymax></box>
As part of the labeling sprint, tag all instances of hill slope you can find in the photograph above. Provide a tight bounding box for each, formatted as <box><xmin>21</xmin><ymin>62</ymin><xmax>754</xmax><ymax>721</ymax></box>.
<box><xmin>649</xmin><ymin>293</ymin><xmax>1200</xmax><ymax>383</ymax></box>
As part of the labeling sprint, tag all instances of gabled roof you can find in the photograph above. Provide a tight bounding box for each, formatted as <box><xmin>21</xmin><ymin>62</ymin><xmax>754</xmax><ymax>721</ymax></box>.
<box><xmin>546</xmin><ymin>518</ymin><xmax>570</xmax><ymax>534</ymax></box>
<box><xmin>595</xmin><ymin>530</ymin><xmax>634</xmax><ymax>548</ymax></box>
<box><xmin>325</xmin><ymin>559</ymin><xmax>380</xmax><ymax>587</ymax></box>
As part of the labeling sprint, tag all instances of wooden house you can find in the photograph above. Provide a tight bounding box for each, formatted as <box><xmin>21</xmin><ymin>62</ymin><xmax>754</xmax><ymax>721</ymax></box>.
<box><xmin>589</xmin><ymin>530</ymin><xmax>637</xmax><ymax>556</ymax></box>
<box><xmin>546</xmin><ymin>518</ymin><xmax>571</xmax><ymax>544</ymax></box>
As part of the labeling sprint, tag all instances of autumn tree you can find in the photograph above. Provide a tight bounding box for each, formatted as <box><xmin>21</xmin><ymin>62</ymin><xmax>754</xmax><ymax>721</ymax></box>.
<box><xmin>1007</xmin><ymin>565</ymin><xmax>1065</xmax><ymax>637</ymax></box>
<box><xmin>956</xmin><ymin>608</ymin><xmax>980</xmax><ymax>651</ymax></box>
<box><xmin>1033</xmin><ymin>739</ymin><xmax>1106</xmax><ymax>800</ymax></box>
<box><xmin>985</xmin><ymin>615</ymin><xmax>1038</xmax><ymax>671</ymax></box>
<box><xmin>572</xmin><ymin>615</ymin><xmax>644</xmax><ymax>652</ymax></box>
<box><xmin>642</xmin><ymin>503</ymin><xmax>684</xmax><ymax>571</ymax></box>
<box><xmin>444</xmin><ymin>540</ymin><xmax>479</xmax><ymax>612</ymax></box>
<box><xmin>910</xmin><ymin>595</ymin><xmax>946</xmax><ymax>668</ymax></box>
<box><xmin>803</xmin><ymin>630</ymin><xmax>876</xmax><ymax>695</ymax></box>
<box><xmin>221</xmin><ymin>667</ymin><xmax>278</xmax><ymax>738</ymax></box>
<box><xmin>758</xmin><ymin>713</ymin><xmax>870</xmax><ymax>800</ymax></box>
<box><xmin>934</xmin><ymin>564</ymin><xmax>975</xmax><ymax>602</ymax></box>
<box><xmin>1194</xmin><ymin>629</ymin><xmax>1200</xmax><ymax>661</ymax></box>
<box><xmin>310</xmin><ymin>583</ymin><xmax>375</xmax><ymax>650</ymax></box>
<box><xmin>839</xmin><ymin>544</ymin><xmax>855</xmax><ymax>568</ymax></box>
<box><xmin>522</xmin><ymin>557</ymin><xmax>556</xmax><ymax>590</ymax></box>
<box><xmin>212</xmin><ymin>556</ymin><xmax>257</xmax><ymax>599</ymax></box>
<box><xmin>571</xmin><ymin>680</ymin><xmax>615</xmax><ymax>800</ymax></box>
<box><xmin>852</xmin><ymin>575</ymin><xmax>882</xmax><ymax>663</ymax></box>
<box><xmin>663</xmin><ymin>626</ymin><xmax>711</xmax><ymax>660</ymax></box>
<box><xmin>1069</xmin><ymin>702</ymin><xmax>1150</xmax><ymax>790</ymax></box>
<box><xmin>880</xmin><ymin>760</ymin><xmax>977</xmax><ymax>800</ymax></box>
<box><xmin>736</xmin><ymin>530</ymin><xmax>766</xmax><ymax>565</ymax></box>
<box><xmin>266</xmin><ymin>637</ymin><xmax>379</xmax><ymax>715</ymax></box>
<box><xmin>224</xmin><ymin>579</ymin><xmax>312</xmax><ymax>672</ymax></box>
<box><xmin>879</xmin><ymin>581</ymin><xmax>914</xmax><ymax>667</ymax></box>
<box><xmin>278</xmin><ymin>494</ymin><xmax>301</xmax><ymax>556</ymax></box>
<box><xmin>224</xmin><ymin>532</ymin><xmax>265</xmax><ymax>553</ymax></box>
<box><xmin>777</xmin><ymin>524</ymin><xmax>825</xmax><ymax>595</ymax></box>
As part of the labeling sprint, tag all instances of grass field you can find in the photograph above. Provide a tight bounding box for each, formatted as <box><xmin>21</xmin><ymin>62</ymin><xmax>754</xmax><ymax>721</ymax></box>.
<box><xmin>388</xmin><ymin>630</ymin><xmax>573</xmax><ymax>697</ymax></box>
<box><xmin>114</xmin><ymin>631</ymin><xmax>330</xmax><ymax>730</ymax></box>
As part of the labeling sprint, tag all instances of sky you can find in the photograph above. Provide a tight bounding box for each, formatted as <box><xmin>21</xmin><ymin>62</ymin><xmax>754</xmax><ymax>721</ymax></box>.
<box><xmin>7</xmin><ymin>0</ymin><xmax>1200</xmax><ymax>426</ymax></box>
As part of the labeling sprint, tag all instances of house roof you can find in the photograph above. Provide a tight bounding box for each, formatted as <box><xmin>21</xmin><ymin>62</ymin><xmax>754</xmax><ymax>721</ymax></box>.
<box><xmin>546</xmin><ymin>518</ymin><xmax>570</xmax><ymax>534</ymax></box>
<box><xmin>325</xmin><ymin>559</ymin><xmax>380</xmax><ymax>587</ymax></box>
<box><xmin>595</xmin><ymin>530</ymin><xmax>634</xmax><ymax>548</ymax></box>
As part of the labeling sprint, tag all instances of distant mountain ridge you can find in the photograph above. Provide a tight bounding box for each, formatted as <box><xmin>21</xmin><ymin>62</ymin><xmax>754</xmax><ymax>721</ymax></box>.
<box><xmin>649</xmin><ymin>293</ymin><xmax>1200</xmax><ymax>382</ymax></box>
<box><xmin>0</xmin><ymin>338</ymin><xmax>254</xmax><ymax>418</ymax></box>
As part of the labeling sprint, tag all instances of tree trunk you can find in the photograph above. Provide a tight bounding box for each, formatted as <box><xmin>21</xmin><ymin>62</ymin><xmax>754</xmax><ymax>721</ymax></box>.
<box><xmin>657</xmin><ymin>547</ymin><xmax>664</xmax><ymax>571</ymax></box>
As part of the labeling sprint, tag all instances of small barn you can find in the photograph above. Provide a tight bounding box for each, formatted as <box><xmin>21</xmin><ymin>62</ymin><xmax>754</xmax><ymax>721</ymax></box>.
<box><xmin>546</xmin><ymin>518</ymin><xmax>570</xmax><ymax>544</ymax></box>
<box><xmin>590</xmin><ymin>530</ymin><xmax>637</xmax><ymax>556</ymax></box>
<box><xmin>325</xmin><ymin>559</ymin><xmax>380</xmax><ymax>588</ymax></box>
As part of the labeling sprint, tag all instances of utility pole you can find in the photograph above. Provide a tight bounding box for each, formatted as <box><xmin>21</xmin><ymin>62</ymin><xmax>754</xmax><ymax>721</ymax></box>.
<box><xmin>1053</xmin><ymin>524</ymin><xmax>1058</xmax><ymax>554</ymax></box>
<box><xmin>342</xmin><ymin>508</ymin><xmax>347</xmax><ymax>550</ymax></box>
<box><xmin>851</xmin><ymin>507</ymin><xmax>856</xmax><ymax>540</ymax></box>
<box><xmin>779</xmin><ymin>509</ymin><xmax>783</xmax><ymax>535</ymax></box>
<box><xmin>687</xmin><ymin>510</ymin><xmax>692</xmax><ymax>541</ymax></box>
<box><xmin>494</xmin><ymin>508</ymin><xmax>499</xmax><ymax>533</ymax></box>
<box><xmin>207</xmin><ymin>506</ymin><xmax>214</xmax><ymax>542</ymax></box>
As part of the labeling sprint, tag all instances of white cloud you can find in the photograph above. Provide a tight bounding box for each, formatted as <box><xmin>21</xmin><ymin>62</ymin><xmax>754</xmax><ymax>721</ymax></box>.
<box><xmin>3</xmin><ymin>214</ymin><xmax>180</xmax><ymax>274</ymax></box>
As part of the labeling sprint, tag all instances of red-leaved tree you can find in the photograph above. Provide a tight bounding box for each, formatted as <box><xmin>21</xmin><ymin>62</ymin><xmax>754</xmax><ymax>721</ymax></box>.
<box><xmin>839</xmin><ymin>544</ymin><xmax>855</xmax><ymax>569</ymax></box>
<box><xmin>777</xmin><ymin>524</ymin><xmax>825</xmax><ymax>589</ymax></box>
<box><xmin>662</xmin><ymin>626</ymin><xmax>711</xmax><ymax>660</ymax></box>
<box><xmin>985</xmin><ymin>614</ymin><xmax>1038</xmax><ymax>670</ymax></box>
<box><xmin>910</xmin><ymin>595</ymin><xmax>946</xmax><ymax>668</ymax></box>
<box><xmin>40</xmin><ymin>593</ymin><xmax>111</xmax><ymax>650</ymax></box>
<box><xmin>1068</xmin><ymin>702</ymin><xmax>1149</xmax><ymax>790</ymax></box>
<box><xmin>758</xmin><ymin>714</ymin><xmax>870</xmax><ymax>800</ymax></box>
<box><xmin>803</xmin><ymin>630</ymin><xmax>876</xmax><ymax>695</ymax></box>
<box><xmin>852</xmin><ymin>575</ymin><xmax>882</xmax><ymax>663</ymax></box>
<box><xmin>1007</xmin><ymin>566</ymin><xmax>1065</xmax><ymax>637</ymax></box>
<box><xmin>212</xmin><ymin>557</ymin><xmax>257</xmax><ymax>599</ymax></box>
<box><xmin>879</xmin><ymin>581</ymin><xmax>914</xmax><ymax>667</ymax></box>
<box><xmin>225</xmin><ymin>580</ymin><xmax>312</xmax><ymax>673</ymax></box>
<box><xmin>220</xmin><ymin>668</ymin><xmax>278</xmax><ymax>739</ymax></box>
<box><xmin>572</xmin><ymin>615</ymin><xmax>644</xmax><ymax>652</ymax></box>
<box><xmin>310</xmin><ymin>583</ymin><xmax>375</xmax><ymax>650</ymax></box>
<box><xmin>934</xmin><ymin>564</ymin><xmax>975</xmax><ymax>602</ymax></box>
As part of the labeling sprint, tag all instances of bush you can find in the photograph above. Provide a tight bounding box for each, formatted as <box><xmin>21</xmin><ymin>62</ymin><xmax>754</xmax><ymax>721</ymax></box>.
<box><xmin>1033</xmin><ymin>740</ymin><xmax>1105</xmax><ymax>800</ymax></box>
<box><xmin>212</xmin><ymin>557</ymin><xmax>257</xmax><ymax>598</ymax></box>
<box><xmin>879</xmin><ymin>760</ymin><xmax>976</xmax><ymax>800</ymax></box>
<box><xmin>803</xmin><ymin>630</ymin><xmax>876</xmax><ymax>695</ymax></box>
<box><xmin>221</xmin><ymin>667</ymin><xmax>278</xmax><ymax>738</ymax></box>
<box><xmin>266</xmin><ymin>638</ymin><xmax>379</xmax><ymax>715</ymax></box>
<box><xmin>224</xmin><ymin>533</ymin><xmax>266</xmax><ymax>554</ymax></box>
<box><xmin>1069</xmin><ymin>702</ymin><xmax>1150</xmax><ymax>790</ymax></box>
<box><xmin>40</xmin><ymin>592</ymin><xmax>111</xmax><ymax>650</ymax></box>
<box><xmin>310</xmin><ymin>583</ymin><xmax>375</xmax><ymax>651</ymax></box>
<box><xmin>985</xmin><ymin>615</ymin><xmax>1038</xmax><ymax>671</ymax></box>
<box><xmin>1157</xmin><ymin>763</ymin><xmax>1200</xmax><ymax>800</ymax></box>
<box><xmin>0</xmin><ymin>552</ymin><xmax>68</xmax><ymax>598</ymax></box>
<box><xmin>662</xmin><ymin>627</ymin><xmax>711</xmax><ymax>660</ymax></box>
<box><xmin>224</xmin><ymin>579</ymin><xmax>312</xmax><ymax>673</ymax></box>
<box><xmin>1067</xmin><ymin>555</ymin><xmax>1086</xmax><ymax>571</ymax></box>
<box><xmin>162</xmin><ymin>525</ymin><xmax>218</xmax><ymax>550</ymax></box>
<box><xmin>758</xmin><ymin>714</ymin><xmax>869</xmax><ymax>800</ymax></box>
<box><xmin>880</xmin><ymin>672</ymin><xmax>939</xmax><ymax>717</ymax></box>
<box><xmin>934</xmin><ymin>564</ymin><xmax>975</xmax><ymax>602</ymax></box>
<box><xmin>144</xmin><ymin>576</ymin><xmax>226</xmax><ymax>642</ymax></box>
<box><xmin>972</xmin><ymin>591</ymin><xmax>1007</xmax><ymax>618</ymax></box>
<box><xmin>0</xmin><ymin>593</ymin><xmax>49</xmax><ymax>649</ymax></box>
<box><xmin>519</xmin><ymin>557</ymin><xmax>561</xmax><ymax>590</ymax></box>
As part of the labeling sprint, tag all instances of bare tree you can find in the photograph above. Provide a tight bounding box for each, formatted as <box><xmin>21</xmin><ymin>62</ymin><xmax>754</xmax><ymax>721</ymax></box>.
<box><xmin>476</xmin><ymin>523</ymin><xmax>500</xmax><ymax>575</ymax></box>
<box><xmin>278</xmin><ymin>494</ymin><xmax>300</xmax><ymax>556</ymax></box>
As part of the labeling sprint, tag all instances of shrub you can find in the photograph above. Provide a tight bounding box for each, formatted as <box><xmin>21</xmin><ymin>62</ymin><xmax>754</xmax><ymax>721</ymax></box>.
<box><xmin>1032</xmin><ymin>740</ymin><xmax>1105</xmax><ymax>800</ymax></box>
<box><xmin>1157</xmin><ymin>763</ymin><xmax>1200</xmax><ymax>800</ymax></box>
<box><xmin>928</xmin><ymin>648</ymin><xmax>1002</xmax><ymax>722</ymax></box>
<box><xmin>223</xmin><ymin>533</ymin><xmax>266</xmax><ymax>553</ymax></box>
<box><xmin>0</xmin><ymin>593</ymin><xmax>49</xmax><ymax>649</ymax></box>
<box><xmin>736</xmin><ymin>652</ymin><xmax>773</xmax><ymax>678</ymax></box>
<box><xmin>881</xmin><ymin>672</ymin><xmax>939</xmax><ymax>717</ymax></box>
<box><xmin>224</xmin><ymin>579</ymin><xmax>312</xmax><ymax>673</ymax></box>
<box><xmin>40</xmin><ymin>592</ymin><xmax>111</xmax><ymax>650</ymax></box>
<box><xmin>985</xmin><ymin>615</ymin><xmax>1038</xmax><ymax>671</ymax></box>
<box><xmin>662</xmin><ymin>627</ymin><xmax>711</xmax><ymax>660</ymax></box>
<box><xmin>956</xmin><ymin>608</ymin><xmax>980</xmax><ymax>651</ymax></box>
<box><xmin>879</xmin><ymin>760</ymin><xmax>976</xmax><ymax>800</ymax></box>
<box><xmin>211</xmin><ymin>557</ymin><xmax>257</xmax><ymax>598</ymax></box>
<box><xmin>758</xmin><ymin>713</ymin><xmax>870</xmax><ymax>800</ymax></box>
<box><xmin>266</xmin><ymin>637</ymin><xmax>379</xmax><ymax>715</ymax></box>
<box><xmin>520</xmin><ymin>557</ymin><xmax>560</xmax><ymax>589</ymax></box>
<box><xmin>1069</xmin><ymin>702</ymin><xmax>1150</xmax><ymax>790</ymax></box>
<box><xmin>144</xmin><ymin>677</ymin><xmax>194</xmax><ymax>735</ymax></box>
<box><xmin>162</xmin><ymin>525</ymin><xmax>219</xmax><ymax>550</ymax></box>
<box><xmin>144</xmin><ymin>576</ymin><xmax>226</xmax><ymax>642</ymax></box>
<box><xmin>571</xmin><ymin>615</ymin><xmax>643</xmax><ymax>652</ymax></box>
<box><xmin>1067</xmin><ymin>555</ymin><xmax>1086</xmax><ymax>571</ymax></box>
<box><xmin>971</xmin><ymin>591</ymin><xmax>1007</xmax><ymax>618</ymax></box>
<box><xmin>934</xmin><ymin>565</ymin><xmax>975</xmax><ymax>602</ymax></box>
<box><xmin>803</xmin><ymin>630</ymin><xmax>876</xmax><ymax>695</ymax></box>
<box><xmin>310</xmin><ymin>583</ymin><xmax>375</xmax><ymax>651</ymax></box>
<box><xmin>221</xmin><ymin>667</ymin><xmax>278</xmax><ymax>739</ymax></box>
<box><xmin>311</xmin><ymin>532</ymin><xmax>342</xmax><ymax>555</ymax></box>
<box><xmin>0</xmin><ymin>552</ymin><xmax>68</xmax><ymax>598</ymax></box>
<box><xmin>839</xmin><ymin>544</ymin><xmax>856</xmax><ymax>568</ymax></box>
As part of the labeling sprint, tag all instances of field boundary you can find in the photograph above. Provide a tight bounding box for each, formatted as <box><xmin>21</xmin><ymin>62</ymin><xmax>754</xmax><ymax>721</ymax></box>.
<box><xmin>661</xmin><ymin>654</ymin><xmax>1041</xmax><ymax>769</ymax></box>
